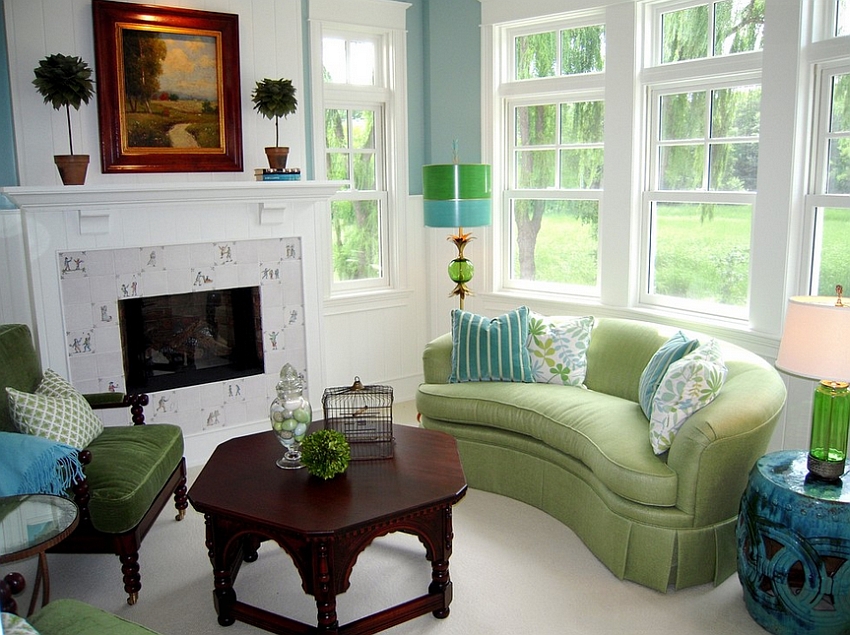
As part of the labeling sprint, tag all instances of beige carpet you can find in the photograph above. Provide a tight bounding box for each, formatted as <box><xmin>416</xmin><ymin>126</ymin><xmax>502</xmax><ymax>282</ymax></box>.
<box><xmin>4</xmin><ymin>406</ymin><xmax>769</xmax><ymax>634</ymax></box>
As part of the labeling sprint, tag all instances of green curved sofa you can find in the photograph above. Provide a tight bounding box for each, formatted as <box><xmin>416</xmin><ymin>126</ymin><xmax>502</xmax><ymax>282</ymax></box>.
<box><xmin>416</xmin><ymin>317</ymin><xmax>787</xmax><ymax>592</ymax></box>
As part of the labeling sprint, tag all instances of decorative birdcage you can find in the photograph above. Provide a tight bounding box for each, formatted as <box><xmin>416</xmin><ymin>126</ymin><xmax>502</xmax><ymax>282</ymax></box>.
<box><xmin>322</xmin><ymin>377</ymin><xmax>393</xmax><ymax>459</ymax></box>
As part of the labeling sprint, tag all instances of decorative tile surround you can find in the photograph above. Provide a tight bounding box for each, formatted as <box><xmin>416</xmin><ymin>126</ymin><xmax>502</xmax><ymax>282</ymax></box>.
<box><xmin>57</xmin><ymin>237</ymin><xmax>308</xmax><ymax>436</ymax></box>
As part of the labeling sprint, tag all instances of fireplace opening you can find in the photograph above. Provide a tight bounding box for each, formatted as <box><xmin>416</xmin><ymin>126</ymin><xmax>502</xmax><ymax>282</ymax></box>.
<box><xmin>119</xmin><ymin>287</ymin><xmax>264</xmax><ymax>393</ymax></box>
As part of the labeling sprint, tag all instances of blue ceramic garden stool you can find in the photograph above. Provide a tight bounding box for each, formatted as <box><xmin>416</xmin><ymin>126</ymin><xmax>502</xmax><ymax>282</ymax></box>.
<box><xmin>737</xmin><ymin>450</ymin><xmax>850</xmax><ymax>635</ymax></box>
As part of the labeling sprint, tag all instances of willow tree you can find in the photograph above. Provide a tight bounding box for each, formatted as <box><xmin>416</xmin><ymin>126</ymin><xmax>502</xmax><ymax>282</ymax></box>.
<box><xmin>513</xmin><ymin>27</ymin><xmax>604</xmax><ymax>281</ymax></box>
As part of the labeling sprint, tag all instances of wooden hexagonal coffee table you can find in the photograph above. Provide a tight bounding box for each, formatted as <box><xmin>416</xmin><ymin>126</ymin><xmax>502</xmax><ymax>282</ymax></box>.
<box><xmin>188</xmin><ymin>424</ymin><xmax>467</xmax><ymax>635</ymax></box>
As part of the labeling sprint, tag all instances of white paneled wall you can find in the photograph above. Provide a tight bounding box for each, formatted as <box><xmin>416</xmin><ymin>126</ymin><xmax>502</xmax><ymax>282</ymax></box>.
<box><xmin>4</xmin><ymin>0</ymin><xmax>306</xmax><ymax>187</ymax></box>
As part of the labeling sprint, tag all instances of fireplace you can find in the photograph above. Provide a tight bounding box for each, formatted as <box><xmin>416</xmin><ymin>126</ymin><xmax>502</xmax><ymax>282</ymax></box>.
<box><xmin>1</xmin><ymin>180</ymin><xmax>338</xmax><ymax>464</ymax></box>
<box><xmin>119</xmin><ymin>286</ymin><xmax>264</xmax><ymax>393</ymax></box>
<box><xmin>54</xmin><ymin>234</ymin><xmax>313</xmax><ymax>438</ymax></box>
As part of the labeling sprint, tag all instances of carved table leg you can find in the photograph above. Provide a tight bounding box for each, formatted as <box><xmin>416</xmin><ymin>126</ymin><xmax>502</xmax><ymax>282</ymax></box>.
<box><xmin>242</xmin><ymin>535</ymin><xmax>261</xmax><ymax>563</ymax></box>
<box><xmin>313</xmin><ymin>540</ymin><xmax>339</xmax><ymax>632</ymax></box>
<box><xmin>429</xmin><ymin>559</ymin><xmax>452</xmax><ymax>619</ymax></box>
<box><xmin>213</xmin><ymin>569</ymin><xmax>236</xmax><ymax>627</ymax></box>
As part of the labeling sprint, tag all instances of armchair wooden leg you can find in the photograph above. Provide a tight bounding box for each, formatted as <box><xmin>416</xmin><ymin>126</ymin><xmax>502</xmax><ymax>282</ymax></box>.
<box><xmin>119</xmin><ymin>552</ymin><xmax>141</xmax><ymax>606</ymax></box>
<box><xmin>173</xmin><ymin>465</ymin><xmax>188</xmax><ymax>521</ymax></box>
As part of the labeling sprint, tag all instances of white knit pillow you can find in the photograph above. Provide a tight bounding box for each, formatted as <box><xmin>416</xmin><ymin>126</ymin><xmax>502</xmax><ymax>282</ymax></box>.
<box><xmin>7</xmin><ymin>369</ymin><xmax>103</xmax><ymax>450</ymax></box>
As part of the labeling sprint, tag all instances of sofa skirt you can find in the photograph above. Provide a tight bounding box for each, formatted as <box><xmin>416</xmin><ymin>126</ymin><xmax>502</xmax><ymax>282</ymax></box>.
<box><xmin>420</xmin><ymin>415</ymin><xmax>736</xmax><ymax>592</ymax></box>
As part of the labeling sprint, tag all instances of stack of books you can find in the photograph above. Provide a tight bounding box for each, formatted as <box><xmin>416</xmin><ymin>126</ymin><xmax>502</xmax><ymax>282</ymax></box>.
<box><xmin>255</xmin><ymin>168</ymin><xmax>301</xmax><ymax>181</ymax></box>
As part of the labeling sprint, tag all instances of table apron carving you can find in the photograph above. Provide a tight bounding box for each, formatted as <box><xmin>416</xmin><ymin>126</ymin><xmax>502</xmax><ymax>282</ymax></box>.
<box><xmin>203</xmin><ymin>501</ymin><xmax>459</xmax><ymax>635</ymax></box>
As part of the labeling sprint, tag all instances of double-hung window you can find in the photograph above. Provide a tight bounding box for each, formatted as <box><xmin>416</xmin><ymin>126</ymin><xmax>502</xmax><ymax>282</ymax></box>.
<box><xmin>309</xmin><ymin>0</ymin><xmax>408</xmax><ymax>295</ymax></box>
<box><xmin>641</xmin><ymin>0</ymin><xmax>764</xmax><ymax>317</ymax></box>
<box><xmin>500</xmin><ymin>17</ymin><xmax>606</xmax><ymax>295</ymax></box>
<box><xmin>805</xmin><ymin>2</ymin><xmax>850</xmax><ymax>296</ymax></box>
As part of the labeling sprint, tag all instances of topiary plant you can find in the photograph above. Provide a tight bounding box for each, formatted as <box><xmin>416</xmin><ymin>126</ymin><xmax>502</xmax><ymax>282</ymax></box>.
<box><xmin>32</xmin><ymin>53</ymin><xmax>95</xmax><ymax>156</ymax></box>
<box><xmin>299</xmin><ymin>429</ymin><xmax>351</xmax><ymax>479</ymax></box>
<box><xmin>251</xmin><ymin>78</ymin><xmax>298</xmax><ymax>148</ymax></box>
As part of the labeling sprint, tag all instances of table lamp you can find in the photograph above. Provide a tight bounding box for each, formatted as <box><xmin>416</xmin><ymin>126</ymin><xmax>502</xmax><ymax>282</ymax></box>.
<box><xmin>423</xmin><ymin>148</ymin><xmax>491</xmax><ymax>310</ymax></box>
<box><xmin>775</xmin><ymin>288</ymin><xmax>850</xmax><ymax>481</ymax></box>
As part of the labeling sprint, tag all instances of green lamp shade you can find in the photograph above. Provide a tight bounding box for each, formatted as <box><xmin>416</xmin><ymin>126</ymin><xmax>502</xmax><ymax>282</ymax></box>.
<box><xmin>423</xmin><ymin>164</ymin><xmax>492</xmax><ymax>228</ymax></box>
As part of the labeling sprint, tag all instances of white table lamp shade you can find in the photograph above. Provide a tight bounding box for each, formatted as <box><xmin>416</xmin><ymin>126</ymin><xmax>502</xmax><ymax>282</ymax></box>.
<box><xmin>775</xmin><ymin>296</ymin><xmax>850</xmax><ymax>383</ymax></box>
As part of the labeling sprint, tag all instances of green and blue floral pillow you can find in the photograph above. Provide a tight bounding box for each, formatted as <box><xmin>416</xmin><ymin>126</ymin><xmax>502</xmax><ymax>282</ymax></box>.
<box><xmin>526</xmin><ymin>313</ymin><xmax>595</xmax><ymax>387</ymax></box>
<box><xmin>649</xmin><ymin>338</ymin><xmax>727</xmax><ymax>454</ymax></box>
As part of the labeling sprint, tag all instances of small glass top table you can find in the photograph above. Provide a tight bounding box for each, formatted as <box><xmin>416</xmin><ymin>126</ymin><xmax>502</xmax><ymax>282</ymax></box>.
<box><xmin>0</xmin><ymin>494</ymin><xmax>79</xmax><ymax>616</ymax></box>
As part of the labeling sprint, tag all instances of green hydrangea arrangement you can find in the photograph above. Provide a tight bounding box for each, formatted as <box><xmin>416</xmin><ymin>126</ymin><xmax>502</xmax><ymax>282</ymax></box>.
<box><xmin>300</xmin><ymin>429</ymin><xmax>351</xmax><ymax>479</ymax></box>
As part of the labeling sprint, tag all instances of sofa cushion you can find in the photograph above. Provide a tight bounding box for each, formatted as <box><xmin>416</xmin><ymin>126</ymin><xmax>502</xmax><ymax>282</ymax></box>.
<box><xmin>650</xmin><ymin>338</ymin><xmax>727</xmax><ymax>454</ymax></box>
<box><xmin>584</xmin><ymin>319</ymin><xmax>680</xmax><ymax>402</ymax></box>
<box><xmin>449</xmin><ymin>306</ymin><xmax>533</xmax><ymax>383</ymax></box>
<box><xmin>417</xmin><ymin>381</ymin><xmax>679</xmax><ymax>507</ymax></box>
<box><xmin>83</xmin><ymin>424</ymin><xmax>184</xmax><ymax>534</ymax></box>
<box><xmin>7</xmin><ymin>370</ymin><xmax>104</xmax><ymax>450</ymax></box>
<box><xmin>638</xmin><ymin>331</ymin><xmax>699</xmax><ymax>419</ymax></box>
<box><xmin>527</xmin><ymin>313</ymin><xmax>594</xmax><ymax>386</ymax></box>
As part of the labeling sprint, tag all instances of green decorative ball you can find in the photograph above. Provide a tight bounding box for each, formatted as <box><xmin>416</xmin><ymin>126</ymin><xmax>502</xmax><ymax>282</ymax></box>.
<box><xmin>299</xmin><ymin>429</ymin><xmax>351</xmax><ymax>479</ymax></box>
<box><xmin>448</xmin><ymin>258</ymin><xmax>474</xmax><ymax>284</ymax></box>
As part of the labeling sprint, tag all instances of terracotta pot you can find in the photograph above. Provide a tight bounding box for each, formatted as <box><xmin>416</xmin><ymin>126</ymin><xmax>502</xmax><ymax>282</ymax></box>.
<box><xmin>264</xmin><ymin>147</ymin><xmax>290</xmax><ymax>170</ymax></box>
<box><xmin>54</xmin><ymin>155</ymin><xmax>89</xmax><ymax>185</ymax></box>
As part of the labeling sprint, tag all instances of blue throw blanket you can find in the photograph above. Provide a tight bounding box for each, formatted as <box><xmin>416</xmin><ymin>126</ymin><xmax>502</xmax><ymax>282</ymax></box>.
<box><xmin>0</xmin><ymin>431</ymin><xmax>83</xmax><ymax>496</ymax></box>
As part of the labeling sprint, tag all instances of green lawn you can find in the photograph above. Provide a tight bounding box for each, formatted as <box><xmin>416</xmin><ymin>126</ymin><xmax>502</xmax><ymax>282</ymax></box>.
<box><xmin>517</xmin><ymin>204</ymin><xmax>850</xmax><ymax>304</ymax></box>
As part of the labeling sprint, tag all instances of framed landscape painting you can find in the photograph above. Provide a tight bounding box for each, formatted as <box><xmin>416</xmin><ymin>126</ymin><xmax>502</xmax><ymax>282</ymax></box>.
<box><xmin>93</xmin><ymin>0</ymin><xmax>243</xmax><ymax>173</ymax></box>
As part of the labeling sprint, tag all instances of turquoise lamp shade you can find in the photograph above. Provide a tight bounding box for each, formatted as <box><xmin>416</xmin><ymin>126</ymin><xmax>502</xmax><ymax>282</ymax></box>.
<box><xmin>423</xmin><ymin>164</ymin><xmax>492</xmax><ymax>228</ymax></box>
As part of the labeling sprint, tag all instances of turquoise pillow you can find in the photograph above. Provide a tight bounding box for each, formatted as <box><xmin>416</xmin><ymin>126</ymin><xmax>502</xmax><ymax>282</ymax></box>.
<box><xmin>638</xmin><ymin>331</ymin><xmax>699</xmax><ymax>419</ymax></box>
<box><xmin>449</xmin><ymin>306</ymin><xmax>533</xmax><ymax>383</ymax></box>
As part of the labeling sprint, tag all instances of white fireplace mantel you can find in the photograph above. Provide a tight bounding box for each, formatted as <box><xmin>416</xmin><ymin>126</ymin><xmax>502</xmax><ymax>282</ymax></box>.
<box><xmin>0</xmin><ymin>180</ymin><xmax>341</xmax><ymax>466</ymax></box>
<box><xmin>1</xmin><ymin>181</ymin><xmax>341</xmax><ymax>208</ymax></box>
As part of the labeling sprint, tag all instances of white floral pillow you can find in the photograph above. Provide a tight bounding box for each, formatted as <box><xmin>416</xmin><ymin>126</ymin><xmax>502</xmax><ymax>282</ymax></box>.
<box><xmin>6</xmin><ymin>369</ymin><xmax>103</xmax><ymax>450</ymax></box>
<box><xmin>2</xmin><ymin>612</ymin><xmax>40</xmax><ymax>635</ymax></box>
<box><xmin>649</xmin><ymin>338</ymin><xmax>727</xmax><ymax>455</ymax></box>
<box><xmin>526</xmin><ymin>313</ymin><xmax>594</xmax><ymax>386</ymax></box>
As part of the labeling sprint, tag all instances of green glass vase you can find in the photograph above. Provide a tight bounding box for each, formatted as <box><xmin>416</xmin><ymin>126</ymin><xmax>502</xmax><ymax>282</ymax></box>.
<box><xmin>807</xmin><ymin>380</ymin><xmax>850</xmax><ymax>481</ymax></box>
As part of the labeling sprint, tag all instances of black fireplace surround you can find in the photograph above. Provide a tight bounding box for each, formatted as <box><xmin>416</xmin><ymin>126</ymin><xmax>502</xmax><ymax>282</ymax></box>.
<box><xmin>119</xmin><ymin>286</ymin><xmax>264</xmax><ymax>393</ymax></box>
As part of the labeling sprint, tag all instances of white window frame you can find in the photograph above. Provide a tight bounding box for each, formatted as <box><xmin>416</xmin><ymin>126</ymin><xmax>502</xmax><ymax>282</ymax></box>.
<box><xmin>638</xmin><ymin>0</ymin><xmax>762</xmax><ymax>320</ymax></box>
<box><xmin>802</xmin><ymin>30</ymin><xmax>850</xmax><ymax>295</ymax></box>
<box><xmin>309</xmin><ymin>0</ymin><xmax>409</xmax><ymax>300</ymax></box>
<box><xmin>495</xmin><ymin>13</ymin><xmax>606</xmax><ymax>298</ymax></box>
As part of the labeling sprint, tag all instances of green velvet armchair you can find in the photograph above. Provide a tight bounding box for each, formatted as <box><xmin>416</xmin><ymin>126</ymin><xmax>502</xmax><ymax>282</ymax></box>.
<box><xmin>0</xmin><ymin>324</ymin><xmax>187</xmax><ymax>606</ymax></box>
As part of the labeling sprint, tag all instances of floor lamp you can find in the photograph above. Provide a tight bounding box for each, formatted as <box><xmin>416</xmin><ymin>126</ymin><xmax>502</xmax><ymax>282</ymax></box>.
<box><xmin>775</xmin><ymin>288</ymin><xmax>850</xmax><ymax>481</ymax></box>
<box><xmin>423</xmin><ymin>162</ymin><xmax>491</xmax><ymax>310</ymax></box>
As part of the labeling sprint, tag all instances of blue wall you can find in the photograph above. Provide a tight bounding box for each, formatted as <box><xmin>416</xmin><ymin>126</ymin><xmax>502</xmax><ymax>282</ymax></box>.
<box><xmin>421</xmin><ymin>0</ymin><xmax>481</xmax><ymax>169</ymax></box>
<box><xmin>0</xmin><ymin>4</ymin><xmax>18</xmax><ymax>188</ymax></box>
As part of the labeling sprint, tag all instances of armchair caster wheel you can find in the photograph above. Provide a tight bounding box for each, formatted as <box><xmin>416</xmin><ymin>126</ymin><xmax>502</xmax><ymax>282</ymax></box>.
<box><xmin>127</xmin><ymin>592</ymin><xmax>138</xmax><ymax>606</ymax></box>
<box><xmin>176</xmin><ymin>509</ymin><xmax>186</xmax><ymax>521</ymax></box>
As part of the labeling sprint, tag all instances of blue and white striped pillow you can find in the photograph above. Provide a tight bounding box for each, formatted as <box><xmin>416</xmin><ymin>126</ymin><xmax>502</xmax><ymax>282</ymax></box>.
<box><xmin>449</xmin><ymin>306</ymin><xmax>534</xmax><ymax>383</ymax></box>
